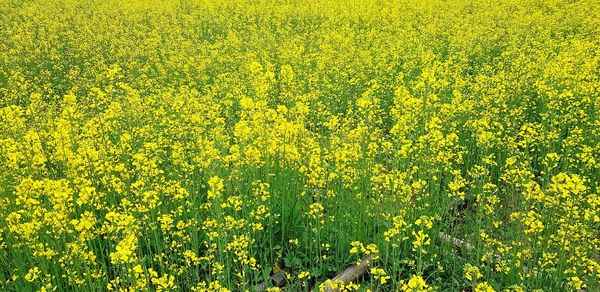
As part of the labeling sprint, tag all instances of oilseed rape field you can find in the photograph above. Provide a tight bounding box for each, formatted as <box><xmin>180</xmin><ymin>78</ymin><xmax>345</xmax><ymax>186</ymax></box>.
<box><xmin>0</xmin><ymin>0</ymin><xmax>599</xmax><ymax>291</ymax></box>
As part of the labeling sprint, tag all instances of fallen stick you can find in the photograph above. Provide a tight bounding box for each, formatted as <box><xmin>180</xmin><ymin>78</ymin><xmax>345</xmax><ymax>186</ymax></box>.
<box><xmin>438</xmin><ymin>232</ymin><xmax>475</xmax><ymax>251</ymax></box>
<box><xmin>321</xmin><ymin>253</ymin><xmax>377</xmax><ymax>292</ymax></box>
<box><xmin>320</xmin><ymin>233</ymin><xmax>480</xmax><ymax>292</ymax></box>
<box><xmin>438</xmin><ymin>231</ymin><xmax>504</xmax><ymax>261</ymax></box>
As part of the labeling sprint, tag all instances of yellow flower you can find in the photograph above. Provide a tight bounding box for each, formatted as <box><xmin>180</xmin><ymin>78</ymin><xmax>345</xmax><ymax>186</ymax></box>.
<box><xmin>370</xmin><ymin>267</ymin><xmax>390</xmax><ymax>284</ymax></box>
<box><xmin>349</xmin><ymin>241</ymin><xmax>364</xmax><ymax>254</ymax></box>
<box><xmin>24</xmin><ymin>267</ymin><xmax>40</xmax><ymax>282</ymax></box>
<box><xmin>207</xmin><ymin>176</ymin><xmax>224</xmax><ymax>199</ymax></box>
<box><xmin>567</xmin><ymin>276</ymin><xmax>586</xmax><ymax>290</ymax></box>
<box><xmin>464</xmin><ymin>263</ymin><xmax>483</xmax><ymax>282</ymax></box>
<box><xmin>307</xmin><ymin>202</ymin><xmax>325</xmax><ymax>224</ymax></box>
<box><xmin>110</xmin><ymin>233</ymin><xmax>138</xmax><ymax>265</ymax></box>
<box><xmin>298</xmin><ymin>271</ymin><xmax>310</xmax><ymax>279</ymax></box>
<box><xmin>401</xmin><ymin>275</ymin><xmax>431</xmax><ymax>292</ymax></box>
<box><xmin>240</xmin><ymin>97</ymin><xmax>255</xmax><ymax>110</ymax></box>
<box><xmin>474</xmin><ymin>282</ymin><xmax>495</xmax><ymax>292</ymax></box>
<box><xmin>412</xmin><ymin>230</ymin><xmax>431</xmax><ymax>251</ymax></box>
<box><xmin>149</xmin><ymin>269</ymin><xmax>176</xmax><ymax>291</ymax></box>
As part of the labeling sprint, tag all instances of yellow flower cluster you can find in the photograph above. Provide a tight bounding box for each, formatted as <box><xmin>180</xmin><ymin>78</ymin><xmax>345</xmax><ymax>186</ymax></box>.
<box><xmin>401</xmin><ymin>275</ymin><xmax>431</xmax><ymax>292</ymax></box>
